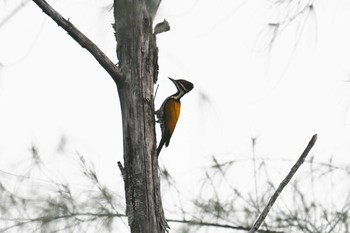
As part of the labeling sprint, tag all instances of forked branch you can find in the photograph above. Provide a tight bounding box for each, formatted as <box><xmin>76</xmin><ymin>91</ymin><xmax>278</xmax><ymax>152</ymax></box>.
<box><xmin>31</xmin><ymin>0</ymin><xmax>123</xmax><ymax>84</ymax></box>
<box><xmin>249</xmin><ymin>134</ymin><xmax>318</xmax><ymax>233</ymax></box>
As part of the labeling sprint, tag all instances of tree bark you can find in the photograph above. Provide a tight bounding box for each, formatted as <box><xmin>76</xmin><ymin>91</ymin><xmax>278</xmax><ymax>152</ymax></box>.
<box><xmin>31</xmin><ymin>0</ymin><xmax>166</xmax><ymax>231</ymax></box>
<box><xmin>114</xmin><ymin>0</ymin><xmax>167</xmax><ymax>233</ymax></box>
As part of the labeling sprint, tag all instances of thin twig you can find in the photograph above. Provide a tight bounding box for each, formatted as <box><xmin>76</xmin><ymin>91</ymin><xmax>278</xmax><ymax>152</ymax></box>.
<box><xmin>117</xmin><ymin>161</ymin><xmax>125</xmax><ymax>181</ymax></box>
<box><xmin>167</xmin><ymin>219</ymin><xmax>284</xmax><ymax>233</ymax></box>
<box><xmin>154</xmin><ymin>84</ymin><xmax>159</xmax><ymax>101</ymax></box>
<box><xmin>249</xmin><ymin>134</ymin><xmax>318</xmax><ymax>233</ymax></box>
<box><xmin>0</xmin><ymin>0</ymin><xmax>31</xmax><ymax>28</ymax></box>
<box><xmin>0</xmin><ymin>212</ymin><xmax>126</xmax><ymax>232</ymax></box>
<box><xmin>31</xmin><ymin>0</ymin><xmax>123</xmax><ymax>84</ymax></box>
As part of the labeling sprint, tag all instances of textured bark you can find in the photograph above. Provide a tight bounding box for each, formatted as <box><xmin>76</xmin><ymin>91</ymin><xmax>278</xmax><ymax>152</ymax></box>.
<box><xmin>114</xmin><ymin>0</ymin><xmax>167</xmax><ymax>233</ymax></box>
<box><xmin>32</xmin><ymin>0</ymin><xmax>166</xmax><ymax>232</ymax></box>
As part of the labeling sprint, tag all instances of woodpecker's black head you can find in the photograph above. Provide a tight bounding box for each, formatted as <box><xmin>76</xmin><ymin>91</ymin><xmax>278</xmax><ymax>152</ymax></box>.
<box><xmin>169</xmin><ymin>77</ymin><xmax>194</xmax><ymax>97</ymax></box>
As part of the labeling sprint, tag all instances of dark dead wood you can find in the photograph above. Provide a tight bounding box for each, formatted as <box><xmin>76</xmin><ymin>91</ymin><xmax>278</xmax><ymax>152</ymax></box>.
<box><xmin>154</xmin><ymin>19</ymin><xmax>170</xmax><ymax>35</ymax></box>
<box><xmin>113</xmin><ymin>0</ymin><xmax>165</xmax><ymax>232</ymax></box>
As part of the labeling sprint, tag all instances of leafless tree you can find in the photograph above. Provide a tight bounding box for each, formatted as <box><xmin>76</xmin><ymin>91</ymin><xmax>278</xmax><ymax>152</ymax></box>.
<box><xmin>1</xmin><ymin>1</ymin><xmax>348</xmax><ymax>233</ymax></box>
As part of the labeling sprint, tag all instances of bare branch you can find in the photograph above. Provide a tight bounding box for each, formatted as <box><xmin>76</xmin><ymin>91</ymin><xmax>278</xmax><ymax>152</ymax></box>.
<box><xmin>167</xmin><ymin>219</ymin><xmax>284</xmax><ymax>233</ymax></box>
<box><xmin>249</xmin><ymin>134</ymin><xmax>318</xmax><ymax>233</ymax></box>
<box><xmin>31</xmin><ymin>0</ymin><xmax>123</xmax><ymax>84</ymax></box>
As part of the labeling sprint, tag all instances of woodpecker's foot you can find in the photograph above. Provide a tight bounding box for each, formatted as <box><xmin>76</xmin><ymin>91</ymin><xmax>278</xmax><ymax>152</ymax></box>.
<box><xmin>154</xmin><ymin>110</ymin><xmax>161</xmax><ymax>123</ymax></box>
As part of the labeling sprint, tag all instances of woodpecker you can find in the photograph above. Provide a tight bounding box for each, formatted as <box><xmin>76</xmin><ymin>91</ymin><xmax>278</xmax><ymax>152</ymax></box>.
<box><xmin>156</xmin><ymin>77</ymin><xmax>194</xmax><ymax>156</ymax></box>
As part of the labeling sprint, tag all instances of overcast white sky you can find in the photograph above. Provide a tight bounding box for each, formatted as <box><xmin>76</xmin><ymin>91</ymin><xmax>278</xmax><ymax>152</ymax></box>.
<box><xmin>1</xmin><ymin>0</ymin><xmax>350</xmax><ymax>232</ymax></box>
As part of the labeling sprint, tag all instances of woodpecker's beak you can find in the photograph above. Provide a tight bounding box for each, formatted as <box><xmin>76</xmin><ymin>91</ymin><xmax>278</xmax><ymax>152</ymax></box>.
<box><xmin>168</xmin><ymin>77</ymin><xmax>178</xmax><ymax>89</ymax></box>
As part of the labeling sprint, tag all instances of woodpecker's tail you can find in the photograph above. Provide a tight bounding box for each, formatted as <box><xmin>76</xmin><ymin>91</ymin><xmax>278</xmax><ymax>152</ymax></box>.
<box><xmin>157</xmin><ymin>138</ymin><xmax>166</xmax><ymax>157</ymax></box>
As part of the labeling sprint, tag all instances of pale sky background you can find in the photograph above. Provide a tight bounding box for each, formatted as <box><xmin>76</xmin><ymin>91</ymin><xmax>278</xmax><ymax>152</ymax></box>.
<box><xmin>1</xmin><ymin>0</ymin><xmax>350</xmax><ymax>232</ymax></box>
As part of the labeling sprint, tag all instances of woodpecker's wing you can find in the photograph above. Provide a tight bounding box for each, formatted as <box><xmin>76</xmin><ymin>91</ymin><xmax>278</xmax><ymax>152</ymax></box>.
<box><xmin>163</xmin><ymin>98</ymin><xmax>181</xmax><ymax>147</ymax></box>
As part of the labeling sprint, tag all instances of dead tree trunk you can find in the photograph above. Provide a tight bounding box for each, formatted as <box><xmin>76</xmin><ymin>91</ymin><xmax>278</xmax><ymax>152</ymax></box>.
<box><xmin>31</xmin><ymin>0</ymin><xmax>166</xmax><ymax>231</ymax></box>
<box><xmin>114</xmin><ymin>0</ymin><xmax>167</xmax><ymax>233</ymax></box>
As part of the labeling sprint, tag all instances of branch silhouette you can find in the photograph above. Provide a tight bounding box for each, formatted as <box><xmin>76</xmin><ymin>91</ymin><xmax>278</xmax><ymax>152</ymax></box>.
<box><xmin>31</xmin><ymin>0</ymin><xmax>123</xmax><ymax>84</ymax></box>
<box><xmin>249</xmin><ymin>134</ymin><xmax>318</xmax><ymax>233</ymax></box>
<box><xmin>167</xmin><ymin>219</ymin><xmax>284</xmax><ymax>233</ymax></box>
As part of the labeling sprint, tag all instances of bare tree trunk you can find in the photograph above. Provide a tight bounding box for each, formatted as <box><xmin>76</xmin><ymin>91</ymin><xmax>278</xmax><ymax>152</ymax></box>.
<box><xmin>114</xmin><ymin>1</ymin><xmax>167</xmax><ymax>233</ymax></box>
<box><xmin>31</xmin><ymin>0</ymin><xmax>166</xmax><ymax>231</ymax></box>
